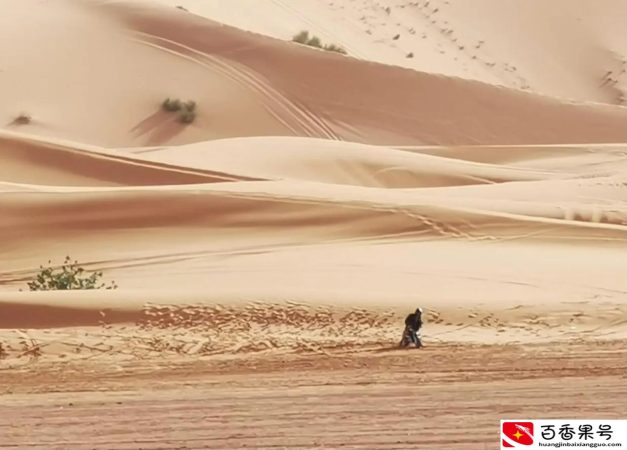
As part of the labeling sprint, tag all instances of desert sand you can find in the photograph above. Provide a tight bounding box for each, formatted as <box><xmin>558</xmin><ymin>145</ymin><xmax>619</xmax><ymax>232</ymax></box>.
<box><xmin>0</xmin><ymin>1</ymin><xmax>626</xmax><ymax>449</ymax></box>
<box><xmin>152</xmin><ymin>0</ymin><xmax>627</xmax><ymax>104</ymax></box>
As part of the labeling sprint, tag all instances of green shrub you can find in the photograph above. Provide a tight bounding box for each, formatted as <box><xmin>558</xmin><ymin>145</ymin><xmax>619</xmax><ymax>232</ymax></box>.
<box><xmin>184</xmin><ymin>100</ymin><xmax>196</xmax><ymax>112</ymax></box>
<box><xmin>13</xmin><ymin>113</ymin><xmax>31</xmax><ymax>125</ymax></box>
<box><xmin>162</xmin><ymin>98</ymin><xmax>182</xmax><ymax>112</ymax></box>
<box><xmin>178</xmin><ymin>108</ymin><xmax>196</xmax><ymax>124</ymax></box>
<box><xmin>292</xmin><ymin>30</ymin><xmax>310</xmax><ymax>44</ymax></box>
<box><xmin>27</xmin><ymin>256</ymin><xmax>117</xmax><ymax>291</ymax></box>
<box><xmin>162</xmin><ymin>98</ymin><xmax>197</xmax><ymax>124</ymax></box>
<box><xmin>323</xmin><ymin>43</ymin><xmax>347</xmax><ymax>54</ymax></box>
<box><xmin>292</xmin><ymin>30</ymin><xmax>347</xmax><ymax>55</ymax></box>
<box><xmin>307</xmin><ymin>36</ymin><xmax>322</xmax><ymax>48</ymax></box>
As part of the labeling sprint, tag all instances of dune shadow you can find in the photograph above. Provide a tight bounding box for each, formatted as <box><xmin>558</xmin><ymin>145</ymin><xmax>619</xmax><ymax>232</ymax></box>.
<box><xmin>131</xmin><ymin>110</ymin><xmax>185</xmax><ymax>145</ymax></box>
<box><xmin>131</xmin><ymin>110</ymin><xmax>169</xmax><ymax>134</ymax></box>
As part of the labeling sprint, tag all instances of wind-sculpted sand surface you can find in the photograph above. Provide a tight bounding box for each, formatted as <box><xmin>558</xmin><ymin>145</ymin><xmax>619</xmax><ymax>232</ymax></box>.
<box><xmin>1</xmin><ymin>326</ymin><xmax>625</xmax><ymax>449</ymax></box>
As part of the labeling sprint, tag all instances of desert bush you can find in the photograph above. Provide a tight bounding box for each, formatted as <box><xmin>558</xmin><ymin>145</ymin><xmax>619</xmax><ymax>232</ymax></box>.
<box><xmin>162</xmin><ymin>98</ymin><xmax>197</xmax><ymax>124</ymax></box>
<box><xmin>178</xmin><ymin>108</ymin><xmax>196</xmax><ymax>124</ymax></box>
<box><xmin>162</xmin><ymin>98</ymin><xmax>182</xmax><ymax>112</ymax></box>
<box><xmin>13</xmin><ymin>113</ymin><xmax>31</xmax><ymax>125</ymax></box>
<box><xmin>323</xmin><ymin>43</ymin><xmax>347</xmax><ymax>54</ymax></box>
<box><xmin>27</xmin><ymin>256</ymin><xmax>117</xmax><ymax>291</ymax></box>
<box><xmin>292</xmin><ymin>30</ymin><xmax>311</xmax><ymax>44</ymax></box>
<box><xmin>307</xmin><ymin>36</ymin><xmax>322</xmax><ymax>48</ymax></box>
<box><xmin>292</xmin><ymin>30</ymin><xmax>347</xmax><ymax>55</ymax></box>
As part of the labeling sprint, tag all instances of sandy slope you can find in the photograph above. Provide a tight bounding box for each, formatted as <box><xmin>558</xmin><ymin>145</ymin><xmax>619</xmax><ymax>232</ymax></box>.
<box><xmin>153</xmin><ymin>0</ymin><xmax>627</xmax><ymax>104</ymax></box>
<box><xmin>1</xmin><ymin>1</ymin><xmax>626</xmax><ymax>449</ymax></box>
<box><xmin>1</xmin><ymin>0</ymin><xmax>626</xmax><ymax>147</ymax></box>
<box><xmin>1</xmin><ymin>131</ymin><xmax>625</xmax><ymax>333</ymax></box>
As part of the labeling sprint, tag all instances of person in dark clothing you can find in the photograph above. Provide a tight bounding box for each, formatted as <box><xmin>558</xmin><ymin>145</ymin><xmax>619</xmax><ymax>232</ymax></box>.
<box><xmin>400</xmin><ymin>308</ymin><xmax>423</xmax><ymax>348</ymax></box>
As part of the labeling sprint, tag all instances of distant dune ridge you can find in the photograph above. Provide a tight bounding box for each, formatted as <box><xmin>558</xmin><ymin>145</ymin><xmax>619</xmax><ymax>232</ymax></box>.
<box><xmin>0</xmin><ymin>0</ymin><xmax>626</xmax><ymax>148</ymax></box>
<box><xmin>0</xmin><ymin>0</ymin><xmax>625</xmax><ymax>364</ymax></box>
<box><xmin>152</xmin><ymin>0</ymin><xmax>627</xmax><ymax>105</ymax></box>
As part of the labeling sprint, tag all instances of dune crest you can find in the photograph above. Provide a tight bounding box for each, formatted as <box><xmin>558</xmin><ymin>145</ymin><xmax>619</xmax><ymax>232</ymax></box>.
<box><xmin>1</xmin><ymin>0</ymin><xmax>626</xmax><ymax>147</ymax></box>
<box><xmin>153</xmin><ymin>0</ymin><xmax>627</xmax><ymax>105</ymax></box>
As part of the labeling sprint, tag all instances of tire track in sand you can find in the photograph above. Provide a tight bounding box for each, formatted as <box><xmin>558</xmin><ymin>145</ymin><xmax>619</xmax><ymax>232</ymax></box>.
<box><xmin>132</xmin><ymin>32</ymin><xmax>340</xmax><ymax>141</ymax></box>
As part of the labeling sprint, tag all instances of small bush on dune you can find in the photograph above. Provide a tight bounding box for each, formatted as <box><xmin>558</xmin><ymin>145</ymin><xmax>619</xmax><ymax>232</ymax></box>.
<box><xmin>292</xmin><ymin>30</ymin><xmax>347</xmax><ymax>55</ymax></box>
<box><xmin>162</xmin><ymin>98</ymin><xmax>197</xmax><ymax>124</ymax></box>
<box><xmin>184</xmin><ymin>100</ymin><xmax>196</xmax><ymax>112</ymax></box>
<box><xmin>323</xmin><ymin>43</ymin><xmax>347</xmax><ymax>54</ymax></box>
<box><xmin>178</xmin><ymin>108</ymin><xmax>196</xmax><ymax>124</ymax></box>
<box><xmin>13</xmin><ymin>113</ymin><xmax>32</xmax><ymax>125</ymax></box>
<box><xmin>306</xmin><ymin>35</ymin><xmax>322</xmax><ymax>48</ymax></box>
<box><xmin>27</xmin><ymin>256</ymin><xmax>117</xmax><ymax>291</ymax></box>
<box><xmin>292</xmin><ymin>30</ymin><xmax>311</xmax><ymax>44</ymax></box>
<box><xmin>162</xmin><ymin>98</ymin><xmax>182</xmax><ymax>112</ymax></box>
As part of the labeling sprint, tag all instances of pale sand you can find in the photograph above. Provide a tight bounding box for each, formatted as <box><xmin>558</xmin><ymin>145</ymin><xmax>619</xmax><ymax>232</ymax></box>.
<box><xmin>152</xmin><ymin>0</ymin><xmax>627</xmax><ymax>104</ymax></box>
<box><xmin>0</xmin><ymin>1</ymin><xmax>626</xmax><ymax>449</ymax></box>
<box><xmin>1</xmin><ymin>1</ymin><xmax>626</xmax><ymax>147</ymax></box>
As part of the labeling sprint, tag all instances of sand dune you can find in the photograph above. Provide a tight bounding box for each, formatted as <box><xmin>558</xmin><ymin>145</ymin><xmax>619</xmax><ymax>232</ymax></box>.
<box><xmin>154</xmin><ymin>0</ymin><xmax>627</xmax><ymax>105</ymax></box>
<box><xmin>0</xmin><ymin>130</ymin><xmax>260</xmax><ymax>186</ymax></box>
<box><xmin>1</xmin><ymin>1</ymin><xmax>625</xmax><ymax>448</ymax></box>
<box><xmin>2</xmin><ymin>133</ymin><xmax>625</xmax><ymax>304</ymax></box>
<box><xmin>133</xmin><ymin>136</ymin><xmax>578</xmax><ymax>188</ymax></box>
<box><xmin>1</xmin><ymin>0</ymin><xmax>626</xmax><ymax>148</ymax></box>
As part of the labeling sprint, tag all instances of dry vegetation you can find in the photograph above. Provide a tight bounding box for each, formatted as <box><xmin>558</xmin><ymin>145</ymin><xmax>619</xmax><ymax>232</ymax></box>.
<box><xmin>162</xmin><ymin>98</ymin><xmax>197</xmax><ymax>124</ymax></box>
<box><xmin>292</xmin><ymin>30</ymin><xmax>347</xmax><ymax>54</ymax></box>
<box><xmin>13</xmin><ymin>113</ymin><xmax>32</xmax><ymax>125</ymax></box>
<box><xmin>27</xmin><ymin>256</ymin><xmax>117</xmax><ymax>291</ymax></box>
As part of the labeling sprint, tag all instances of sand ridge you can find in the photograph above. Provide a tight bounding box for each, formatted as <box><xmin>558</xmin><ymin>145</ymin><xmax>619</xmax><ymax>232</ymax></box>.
<box><xmin>1</xmin><ymin>0</ymin><xmax>626</xmax><ymax>147</ymax></box>
<box><xmin>152</xmin><ymin>0</ymin><xmax>627</xmax><ymax>104</ymax></box>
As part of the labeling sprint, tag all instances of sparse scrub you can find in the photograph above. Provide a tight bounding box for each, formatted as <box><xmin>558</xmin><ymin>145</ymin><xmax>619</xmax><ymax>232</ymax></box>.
<box><xmin>291</xmin><ymin>30</ymin><xmax>347</xmax><ymax>55</ymax></box>
<box><xmin>27</xmin><ymin>256</ymin><xmax>117</xmax><ymax>291</ymax></box>
<box><xmin>162</xmin><ymin>98</ymin><xmax>182</xmax><ymax>112</ymax></box>
<box><xmin>162</xmin><ymin>98</ymin><xmax>197</xmax><ymax>124</ymax></box>
<box><xmin>13</xmin><ymin>113</ymin><xmax>31</xmax><ymax>125</ymax></box>
<box><xmin>184</xmin><ymin>100</ymin><xmax>196</xmax><ymax>112</ymax></box>
<box><xmin>178</xmin><ymin>108</ymin><xmax>196</xmax><ymax>124</ymax></box>
<box><xmin>307</xmin><ymin>35</ymin><xmax>322</xmax><ymax>48</ymax></box>
<box><xmin>323</xmin><ymin>43</ymin><xmax>347</xmax><ymax>54</ymax></box>
<box><xmin>292</xmin><ymin>30</ymin><xmax>310</xmax><ymax>44</ymax></box>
